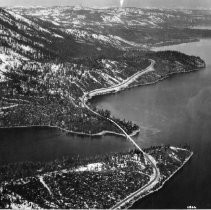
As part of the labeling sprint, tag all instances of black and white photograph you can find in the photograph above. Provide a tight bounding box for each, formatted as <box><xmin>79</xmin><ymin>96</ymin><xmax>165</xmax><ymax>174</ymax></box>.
<box><xmin>0</xmin><ymin>0</ymin><xmax>210</xmax><ymax>209</ymax></box>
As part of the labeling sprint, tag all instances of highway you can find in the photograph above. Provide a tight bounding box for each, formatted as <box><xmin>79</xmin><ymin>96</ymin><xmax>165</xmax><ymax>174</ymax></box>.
<box><xmin>82</xmin><ymin>59</ymin><xmax>155</xmax><ymax>99</ymax></box>
<box><xmin>81</xmin><ymin>59</ymin><xmax>160</xmax><ymax>209</ymax></box>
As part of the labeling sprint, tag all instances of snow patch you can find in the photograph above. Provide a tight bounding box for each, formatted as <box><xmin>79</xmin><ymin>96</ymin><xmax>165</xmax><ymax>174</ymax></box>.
<box><xmin>75</xmin><ymin>163</ymin><xmax>103</xmax><ymax>172</ymax></box>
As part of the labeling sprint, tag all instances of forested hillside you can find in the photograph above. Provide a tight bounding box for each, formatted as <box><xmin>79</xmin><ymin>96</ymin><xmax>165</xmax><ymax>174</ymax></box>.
<box><xmin>0</xmin><ymin>7</ymin><xmax>206</xmax><ymax>135</ymax></box>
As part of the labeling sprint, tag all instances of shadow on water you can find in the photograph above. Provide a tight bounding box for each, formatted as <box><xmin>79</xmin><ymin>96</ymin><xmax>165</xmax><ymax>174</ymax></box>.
<box><xmin>0</xmin><ymin>127</ymin><xmax>133</xmax><ymax>165</ymax></box>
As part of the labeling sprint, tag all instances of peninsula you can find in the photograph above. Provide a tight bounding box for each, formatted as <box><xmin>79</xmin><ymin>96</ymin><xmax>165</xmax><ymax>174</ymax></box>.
<box><xmin>0</xmin><ymin>6</ymin><xmax>208</xmax><ymax>209</ymax></box>
<box><xmin>0</xmin><ymin>146</ymin><xmax>193</xmax><ymax>209</ymax></box>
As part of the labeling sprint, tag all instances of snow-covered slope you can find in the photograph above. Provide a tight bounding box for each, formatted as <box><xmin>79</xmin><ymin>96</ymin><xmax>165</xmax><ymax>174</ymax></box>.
<box><xmin>9</xmin><ymin>7</ymin><xmax>211</xmax><ymax>52</ymax></box>
<box><xmin>0</xmin><ymin>8</ymin><xmax>66</xmax><ymax>60</ymax></box>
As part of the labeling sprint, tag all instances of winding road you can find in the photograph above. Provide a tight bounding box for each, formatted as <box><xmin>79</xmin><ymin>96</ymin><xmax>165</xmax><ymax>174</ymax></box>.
<box><xmin>81</xmin><ymin>59</ymin><xmax>160</xmax><ymax>209</ymax></box>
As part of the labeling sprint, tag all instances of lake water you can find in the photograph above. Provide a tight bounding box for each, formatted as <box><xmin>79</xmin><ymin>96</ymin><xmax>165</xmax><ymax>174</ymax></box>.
<box><xmin>92</xmin><ymin>39</ymin><xmax>211</xmax><ymax>208</ymax></box>
<box><xmin>1</xmin><ymin>39</ymin><xmax>211</xmax><ymax>208</ymax></box>
<box><xmin>192</xmin><ymin>25</ymin><xmax>211</xmax><ymax>30</ymax></box>
<box><xmin>0</xmin><ymin>127</ymin><xmax>133</xmax><ymax>165</ymax></box>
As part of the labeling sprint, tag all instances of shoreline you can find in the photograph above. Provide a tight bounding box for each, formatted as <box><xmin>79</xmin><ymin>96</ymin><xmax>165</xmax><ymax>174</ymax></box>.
<box><xmin>118</xmin><ymin>150</ymin><xmax>194</xmax><ymax>209</ymax></box>
<box><xmin>127</xmin><ymin>67</ymin><xmax>204</xmax><ymax>90</ymax></box>
<box><xmin>0</xmin><ymin>59</ymin><xmax>156</xmax><ymax>138</ymax></box>
<box><xmin>0</xmin><ymin>65</ymin><xmax>204</xmax><ymax>138</ymax></box>
<box><xmin>0</xmin><ymin>125</ymin><xmax>140</xmax><ymax>138</ymax></box>
<box><xmin>91</xmin><ymin>68</ymin><xmax>203</xmax><ymax>104</ymax></box>
<box><xmin>0</xmin><ymin>56</ymin><xmax>201</xmax><ymax>208</ymax></box>
<box><xmin>150</xmin><ymin>38</ymin><xmax>199</xmax><ymax>48</ymax></box>
<box><xmin>0</xmin><ymin>147</ymin><xmax>193</xmax><ymax>209</ymax></box>
<box><xmin>80</xmin><ymin>64</ymin><xmax>199</xmax><ymax>209</ymax></box>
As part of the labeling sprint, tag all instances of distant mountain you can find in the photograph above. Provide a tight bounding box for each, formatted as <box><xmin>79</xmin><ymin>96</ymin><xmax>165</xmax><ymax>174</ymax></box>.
<box><xmin>0</xmin><ymin>6</ymin><xmax>206</xmax><ymax>150</ymax></box>
<box><xmin>0</xmin><ymin>8</ymin><xmax>64</xmax><ymax>60</ymax></box>
<box><xmin>0</xmin><ymin>7</ymin><xmax>210</xmax><ymax>89</ymax></box>
<box><xmin>0</xmin><ymin>7</ymin><xmax>122</xmax><ymax>65</ymax></box>
<box><xmin>7</xmin><ymin>7</ymin><xmax>211</xmax><ymax>55</ymax></box>
<box><xmin>0</xmin><ymin>6</ymin><xmax>208</xmax><ymax>208</ymax></box>
<box><xmin>1</xmin><ymin>6</ymin><xmax>211</xmax><ymax>65</ymax></box>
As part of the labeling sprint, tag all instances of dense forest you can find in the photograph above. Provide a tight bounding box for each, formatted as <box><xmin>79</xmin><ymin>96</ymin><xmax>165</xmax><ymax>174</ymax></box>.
<box><xmin>0</xmin><ymin>48</ymin><xmax>205</xmax><ymax>135</ymax></box>
<box><xmin>0</xmin><ymin>7</ymin><xmax>202</xmax><ymax>209</ymax></box>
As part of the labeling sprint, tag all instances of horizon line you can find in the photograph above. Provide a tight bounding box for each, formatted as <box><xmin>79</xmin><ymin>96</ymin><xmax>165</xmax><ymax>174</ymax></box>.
<box><xmin>2</xmin><ymin>5</ymin><xmax>211</xmax><ymax>10</ymax></box>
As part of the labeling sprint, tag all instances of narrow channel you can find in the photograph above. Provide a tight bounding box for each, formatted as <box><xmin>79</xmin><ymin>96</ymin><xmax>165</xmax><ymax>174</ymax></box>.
<box><xmin>1</xmin><ymin>39</ymin><xmax>211</xmax><ymax>208</ymax></box>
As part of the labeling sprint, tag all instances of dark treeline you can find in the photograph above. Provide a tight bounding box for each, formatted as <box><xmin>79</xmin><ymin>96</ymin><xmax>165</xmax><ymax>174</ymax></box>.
<box><xmin>0</xmin><ymin>145</ymin><xmax>192</xmax><ymax>209</ymax></box>
<box><xmin>0</xmin><ymin>149</ymin><xmax>149</xmax><ymax>209</ymax></box>
<box><xmin>0</xmin><ymin>149</ymin><xmax>143</xmax><ymax>183</ymax></box>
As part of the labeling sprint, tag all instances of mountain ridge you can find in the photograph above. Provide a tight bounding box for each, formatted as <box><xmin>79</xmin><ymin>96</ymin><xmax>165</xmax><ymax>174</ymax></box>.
<box><xmin>0</xmin><ymin>7</ymin><xmax>207</xmax><ymax>134</ymax></box>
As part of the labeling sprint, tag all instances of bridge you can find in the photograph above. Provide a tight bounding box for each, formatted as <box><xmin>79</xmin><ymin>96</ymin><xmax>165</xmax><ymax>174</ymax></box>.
<box><xmin>81</xmin><ymin>59</ymin><xmax>160</xmax><ymax>209</ymax></box>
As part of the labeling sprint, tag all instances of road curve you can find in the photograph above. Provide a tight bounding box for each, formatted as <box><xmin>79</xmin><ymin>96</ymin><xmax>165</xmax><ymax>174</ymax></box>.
<box><xmin>81</xmin><ymin>59</ymin><xmax>160</xmax><ymax>209</ymax></box>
